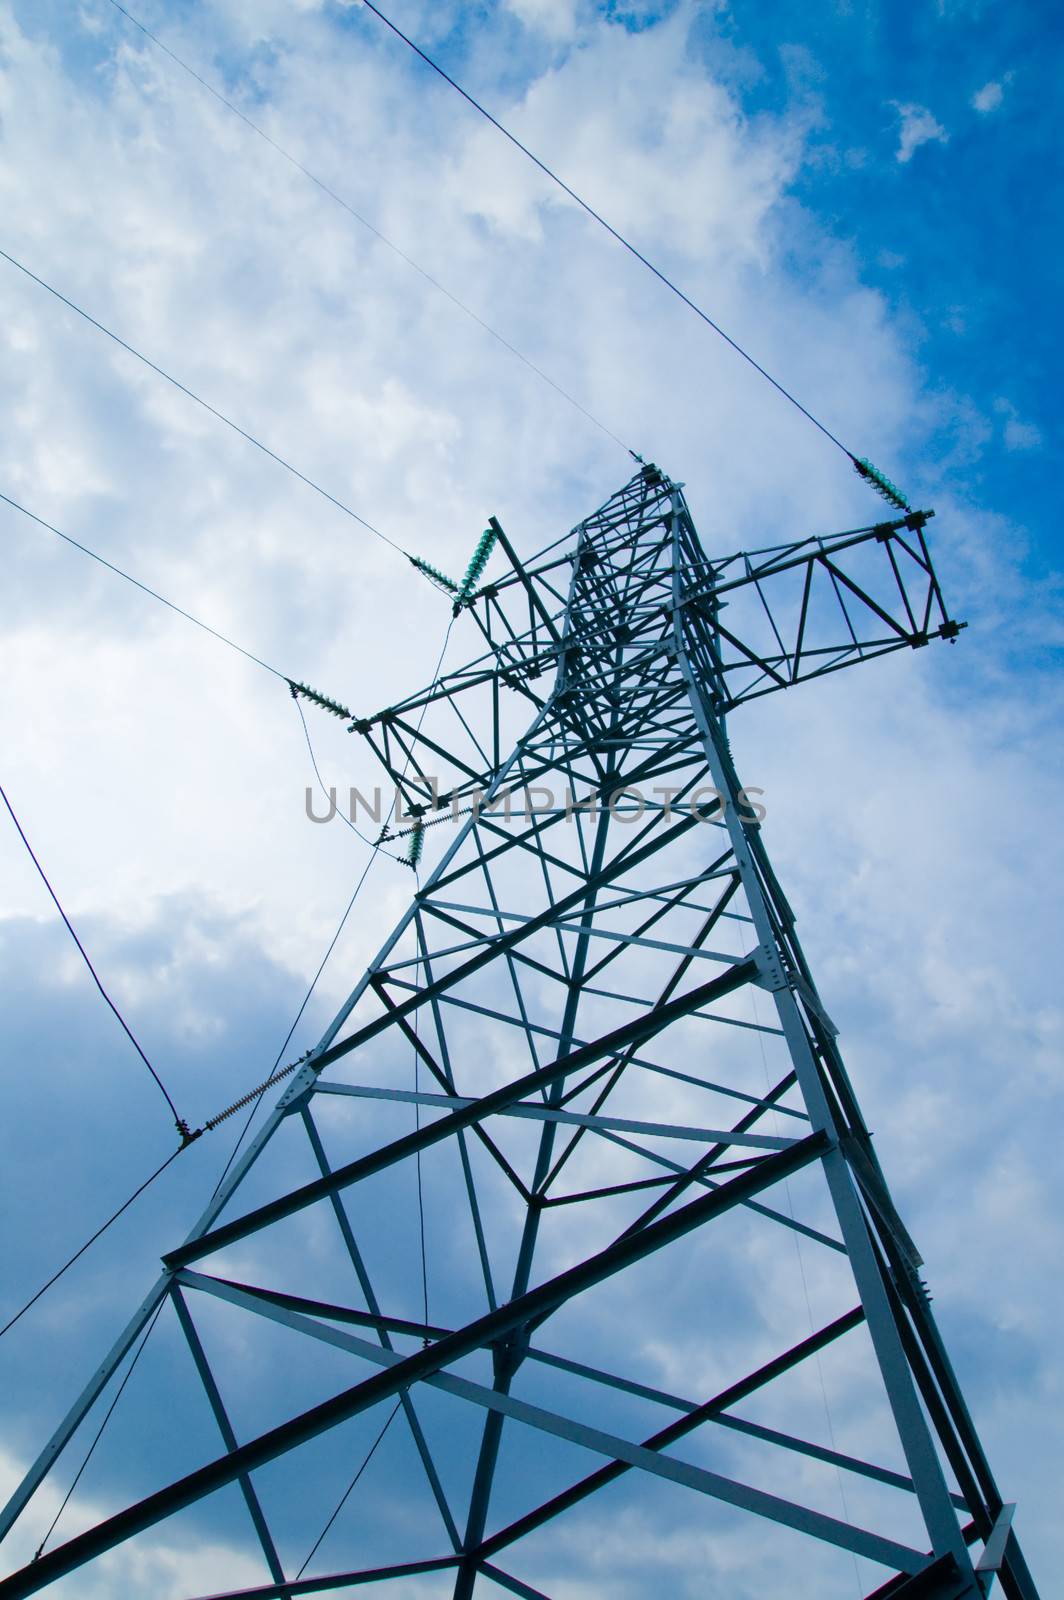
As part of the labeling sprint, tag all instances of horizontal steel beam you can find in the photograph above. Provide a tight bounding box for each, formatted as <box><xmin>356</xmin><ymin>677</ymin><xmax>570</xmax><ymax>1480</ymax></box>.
<box><xmin>312</xmin><ymin>1082</ymin><xmax>795</xmax><ymax>1150</ymax></box>
<box><xmin>189</xmin><ymin>1556</ymin><xmax>461</xmax><ymax>1600</ymax></box>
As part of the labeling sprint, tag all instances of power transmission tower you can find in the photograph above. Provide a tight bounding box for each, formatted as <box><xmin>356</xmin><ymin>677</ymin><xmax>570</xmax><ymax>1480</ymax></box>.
<box><xmin>0</xmin><ymin>467</ymin><xmax>1039</xmax><ymax>1599</ymax></box>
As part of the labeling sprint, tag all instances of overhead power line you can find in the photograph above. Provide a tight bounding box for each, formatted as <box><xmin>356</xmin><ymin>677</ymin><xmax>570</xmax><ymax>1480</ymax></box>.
<box><xmin>293</xmin><ymin>694</ymin><xmax>397</xmax><ymax>854</ymax></box>
<box><xmin>0</xmin><ymin>246</ymin><xmax>406</xmax><ymax>555</ymax></box>
<box><xmin>0</xmin><ymin>1148</ymin><xmax>182</xmax><ymax>1341</ymax></box>
<box><xmin>296</xmin><ymin>1398</ymin><xmax>403</xmax><ymax>1578</ymax></box>
<box><xmin>0</xmin><ymin>489</ymin><xmax>291</xmax><ymax>681</ymax></box>
<box><xmin>0</xmin><ymin>756</ymin><xmax>384</xmax><ymax>1334</ymax></box>
<box><xmin>0</xmin><ymin>537</ymin><xmax>457</xmax><ymax>1339</ymax></box>
<box><xmin>32</xmin><ymin>1299</ymin><xmax>166</xmax><ymax>1560</ymax></box>
<box><xmin>209</xmin><ymin>615</ymin><xmax>457</xmax><ymax>1190</ymax></box>
<box><xmin>358</xmin><ymin>0</ymin><xmax>856</xmax><ymax>462</ymax></box>
<box><xmin>101</xmin><ymin>0</ymin><xmax>637</xmax><ymax>461</ymax></box>
<box><xmin>0</xmin><ymin>780</ymin><xmax>189</xmax><ymax>1138</ymax></box>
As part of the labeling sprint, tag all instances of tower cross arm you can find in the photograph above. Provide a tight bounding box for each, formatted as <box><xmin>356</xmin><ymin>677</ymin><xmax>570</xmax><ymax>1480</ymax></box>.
<box><xmin>675</xmin><ymin>507</ymin><xmax>967</xmax><ymax>712</ymax></box>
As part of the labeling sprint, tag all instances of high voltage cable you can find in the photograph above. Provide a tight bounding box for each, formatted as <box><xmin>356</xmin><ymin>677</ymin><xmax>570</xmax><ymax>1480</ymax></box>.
<box><xmin>101</xmin><ymin>0</ymin><xmax>636</xmax><ymax>461</ymax></box>
<box><xmin>0</xmin><ymin>246</ymin><xmax>407</xmax><ymax>555</ymax></box>
<box><xmin>0</xmin><ymin>521</ymin><xmax>450</xmax><ymax>1332</ymax></box>
<box><xmin>206</xmin><ymin>851</ymin><xmax>383</xmax><ymax>1201</ymax></box>
<box><xmin>99</xmin><ymin>0</ymin><xmax>912</xmax><ymax>499</ymax></box>
<box><xmin>0</xmin><ymin>138</ymin><xmax>462</xmax><ymax>1327</ymax></box>
<box><xmin>0</xmin><ymin>802</ymin><xmax>379</xmax><ymax>1338</ymax></box>
<box><xmin>0</xmin><ymin>780</ymin><xmax>189</xmax><ymax>1138</ymax></box>
<box><xmin>285</xmin><ymin>624</ymin><xmax>455</xmax><ymax>1576</ymax></box>
<box><xmin>293</xmin><ymin>694</ymin><xmax>397</xmax><ymax>856</ymax></box>
<box><xmin>0</xmin><ymin>493</ymin><xmax>457</xmax><ymax>1313</ymax></box>
<box><xmin>0</xmin><ymin>1148</ymin><xmax>182</xmax><ymax>1341</ymax></box>
<box><xmin>0</xmin><ymin>490</ymin><xmax>292</xmax><ymax>682</ymax></box>
<box><xmin>359</xmin><ymin>0</ymin><xmax>855</xmax><ymax>461</ymax></box>
<box><xmin>209</xmin><ymin>617</ymin><xmax>457</xmax><ymax>1193</ymax></box>
<box><xmin>32</xmin><ymin>1299</ymin><xmax>167</xmax><ymax>1560</ymax></box>
<box><xmin>295</xmin><ymin>1399</ymin><xmax>403</xmax><ymax>1578</ymax></box>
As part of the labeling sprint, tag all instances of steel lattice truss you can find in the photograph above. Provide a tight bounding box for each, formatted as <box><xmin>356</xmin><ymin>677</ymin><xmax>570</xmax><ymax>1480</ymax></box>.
<box><xmin>0</xmin><ymin>469</ymin><xmax>1039</xmax><ymax>1600</ymax></box>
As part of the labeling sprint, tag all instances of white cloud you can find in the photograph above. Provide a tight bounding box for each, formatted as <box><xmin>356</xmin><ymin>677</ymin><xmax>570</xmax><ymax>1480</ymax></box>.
<box><xmin>1003</xmin><ymin>415</ymin><xmax>1043</xmax><ymax>450</ymax></box>
<box><xmin>972</xmin><ymin>72</ymin><xmax>1014</xmax><ymax>114</ymax></box>
<box><xmin>892</xmin><ymin>101</ymin><xmax>948</xmax><ymax>163</ymax></box>
<box><xmin>972</xmin><ymin>79</ymin><xmax>1004</xmax><ymax>113</ymax></box>
<box><xmin>504</xmin><ymin>0</ymin><xmax>580</xmax><ymax>39</ymax></box>
<box><xmin>446</xmin><ymin>12</ymin><xmax>800</xmax><ymax>264</ymax></box>
<box><xmin>994</xmin><ymin>396</ymin><xmax>1043</xmax><ymax>450</ymax></box>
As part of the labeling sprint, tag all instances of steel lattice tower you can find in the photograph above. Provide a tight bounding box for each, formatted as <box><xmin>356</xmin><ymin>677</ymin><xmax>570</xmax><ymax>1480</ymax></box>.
<box><xmin>0</xmin><ymin>468</ymin><xmax>1039</xmax><ymax>1599</ymax></box>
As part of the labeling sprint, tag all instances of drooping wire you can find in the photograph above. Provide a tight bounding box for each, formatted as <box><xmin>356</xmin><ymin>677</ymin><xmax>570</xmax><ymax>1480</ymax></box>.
<box><xmin>210</xmin><ymin>617</ymin><xmax>457</xmax><ymax>1195</ymax></box>
<box><xmin>0</xmin><ymin>842</ymin><xmax>385</xmax><ymax>1339</ymax></box>
<box><xmin>32</xmin><ymin>1298</ymin><xmax>166</xmax><ymax>1560</ymax></box>
<box><xmin>0</xmin><ymin>490</ymin><xmax>292</xmax><ymax>683</ymax></box>
<box><xmin>0</xmin><ymin>1147</ymin><xmax>182</xmax><ymax>1342</ymax></box>
<box><xmin>101</xmin><ymin>0</ymin><xmax>636</xmax><ymax>462</ymax></box>
<box><xmin>0</xmin><ymin>611</ymin><xmax>457</xmax><ymax>1329</ymax></box>
<box><xmin>206</xmin><ymin>850</ymin><xmax>382</xmax><ymax>1200</ymax></box>
<box><xmin>0</xmin><ymin>779</ymin><xmax>190</xmax><ymax>1139</ymax></box>
<box><xmin>0</xmin><ymin>246</ymin><xmax>407</xmax><ymax>555</ymax></box>
<box><xmin>287</xmin><ymin>619</ymin><xmax>451</xmax><ymax>1565</ymax></box>
<box><xmin>293</xmin><ymin>693</ymin><xmax>401</xmax><ymax>856</ymax></box>
<box><xmin>359</xmin><ymin>0</ymin><xmax>854</xmax><ymax>460</ymax></box>
<box><xmin>295</xmin><ymin>1399</ymin><xmax>403</xmax><ymax>1579</ymax></box>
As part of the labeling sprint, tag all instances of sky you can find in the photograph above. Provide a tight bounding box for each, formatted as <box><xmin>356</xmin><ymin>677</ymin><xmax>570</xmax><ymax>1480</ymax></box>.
<box><xmin>0</xmin><ymin>0</ymin><xmax>1060</xmax><ymax>1595</ymax></box>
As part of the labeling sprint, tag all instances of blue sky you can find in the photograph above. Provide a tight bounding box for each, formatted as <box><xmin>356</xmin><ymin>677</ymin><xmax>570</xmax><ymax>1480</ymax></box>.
<box><xmin>0</xmin><ymin>0</ymin><xmax>1060</xmax><ymax>1594</ymax></box>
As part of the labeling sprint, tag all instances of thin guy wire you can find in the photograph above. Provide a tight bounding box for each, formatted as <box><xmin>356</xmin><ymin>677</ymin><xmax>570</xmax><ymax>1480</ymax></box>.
<box><xmin>360</xmin><ymin>0</ymin><xmax>854</xmax><ymax>459</ymax></box>
<box><xmin>285</xmin><ymin>624</ymin><xmax>453</xmax><ymax>1567</ymax></box>
<box><xmin>210</xmin><ymin>615</ymin><xmax>457</xmax><ymax>1196</ymax></box>
<box><xmin>0</xmin><ymin>1147</ymin><xmax>182</xmax><ymax>1341</ymax></box>
<box><xmin>0</xmin><ymin>490</ymin><xmax>291</xmax><ymax>683</ymax></box>
<box><xmin>207</xmin><ymin>848</ymin><xmax>381</xmax><ymax>1200</ymax></box>
<box><xmin>0</xmin><ymin>853</ymin><xmax>388</xmax><ymax>1319</ymax></box>
<box><xmin>294</xmin><ymin>1399</ymin><xmax>402</xmax><ymax>1578</ymax></box>
<box><xmin>0</xmin><ymin>779</ymin><xmax>186</xmax><ymax>1133</ymax></box>
<box><xmin>211</xmin><ymin>621</ymin><xmax>455</xmax><ymax>1553</ymax></box>
<box><xmin>101</xmin><ymin>0</ymin><xmax>636</xmax><ymax>461</ymax></box>
<box><xmin>0</xmin><ymin>246</ymin><xmax>407</xmax><ymax>554</ymax></box>
<box><xmin>0</xmin><ymin>534</ymin><xmax>452</xmax><ymax>1325</ymax></box>
<box><xmin>294</xmin><ymin>694</ymin><xmax>401</xmax><ymax>856</ymax></box>
<box><xmin>32</xmin><ymin>1299</ymin><xmax>166</xmax><ymax>1560</ymax></box>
